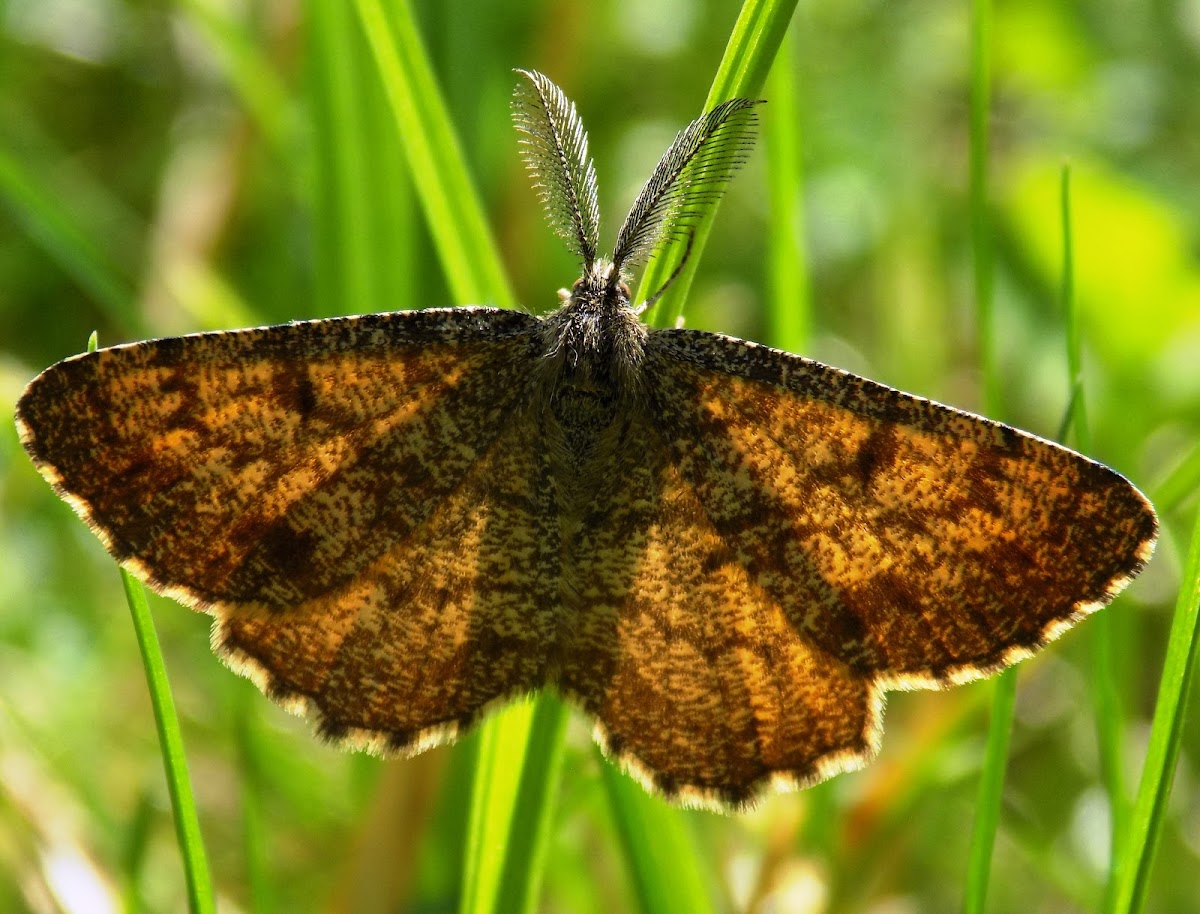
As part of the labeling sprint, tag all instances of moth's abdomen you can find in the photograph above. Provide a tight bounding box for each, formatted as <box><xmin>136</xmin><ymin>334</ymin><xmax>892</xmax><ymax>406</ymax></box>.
<box><xmin>549</xmin><ymin>386</ymin><xmax>623</xmax><ymax>457</ymax></box>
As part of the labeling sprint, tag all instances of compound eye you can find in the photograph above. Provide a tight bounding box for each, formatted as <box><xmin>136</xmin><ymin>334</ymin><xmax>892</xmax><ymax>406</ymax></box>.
<box><xmin>618</xmin><ymin>280</ymin><xmax>632</xmax><ymax>299</ymax></box>
<box><xmin>571</xmin><ymin>277</ymin><xmax>586</xmax><ymax>292</ymax></box>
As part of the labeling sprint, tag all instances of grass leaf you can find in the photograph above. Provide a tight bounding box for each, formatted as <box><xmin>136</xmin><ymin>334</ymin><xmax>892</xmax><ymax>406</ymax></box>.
<box><xmin>352</xmin><ymin>0</ymin><xmax>513</xmax><ymax>307</ymax></box>
<box><xmin>639</xmin><ymin>0</ymin><xmax>800</xmax><ymax>329</ymax></box>
<box><xmin>763</xmin><ymin>31</ymin><xmax>810</xmax><ymax>354</ymax></box>
<box><xmin>1110</xmin><ymin>517</ymin><xmax>1200</xmax><ymax>913</ymax></box>
<box><xmin>602</xmin><ymin>762</ymin><xmax>717</xmax><ymax>914</ymax></box>
<box><xmin>119</xmin><ymin>569</ymin><xmax>215</xmax><ymax>914</ymax></box>
<box><xmin>963</xmin><ymin>1</ymin><xmax>1014</xmax><ymax>909</ymax></box>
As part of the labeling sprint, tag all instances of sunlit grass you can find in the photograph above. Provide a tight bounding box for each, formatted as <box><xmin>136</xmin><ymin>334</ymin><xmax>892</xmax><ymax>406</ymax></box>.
<box><xmin>962</xmin><ymin>2</ymin><xmax>1015</xmax><ymax>907</ymax></box>
<box><xmin>119</xmin><ymin>565</ymin><xmax>214</xmax><ymax>914</ymax></box>
<box><xmin>1112</xmin><ymin>507</ymin><xmax>1200</xmax><ymax>914</ymax></box>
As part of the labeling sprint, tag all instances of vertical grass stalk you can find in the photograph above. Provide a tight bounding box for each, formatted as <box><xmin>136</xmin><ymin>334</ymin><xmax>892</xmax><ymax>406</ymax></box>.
<box><xmin>1108</xmin><ymin>507</ymin><xmax>1200</xmax><ymax>913</ymax></box>
<box><xmin>638</xmin><ymin>0</ymin><xmax>800</xmax><ymax>330</ymax></box>
<box><xmin>764</xmin><ymin>30</ymin><xmax>810</xmax><ymax>355</ymax></box>
<box><xmin>1059</xmin><ymin>163</ymin><xmax>1129</xmax><ymax>906</ymax></box>
<box><xmin>963</xmin><ymin>0</ymin><xmax>1015</xmax><ymax>910</ymax></box>
<box><xmin>352</xmin><ymin>0</ymin><xmax>513</xmax><ymax>307</ymax></box>
<box><xmin>602</xmin><ymin>764</ymin><xmax>716</xmax><ymax>914</ymax></box>
<box><xmin>120</xmin><ymin>569</ymin><xmax>215</xmax><ymax>914</ymax></box>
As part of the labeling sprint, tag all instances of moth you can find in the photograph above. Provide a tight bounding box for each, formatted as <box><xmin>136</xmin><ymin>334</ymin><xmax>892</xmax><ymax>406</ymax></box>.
<box><xmin>17</xmin><ymin>70</ymin><xmax>1157</xmax><ymax>809</ymax></box>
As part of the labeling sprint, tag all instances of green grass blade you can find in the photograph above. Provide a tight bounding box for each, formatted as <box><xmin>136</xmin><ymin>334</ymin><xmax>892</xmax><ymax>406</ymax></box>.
<box><xmin>491</xmin><ymin>697</ymin><xmax>569</xmax><ymax>914</ymax></box>
<box><xmin>638</xmin><ymin>0</ymin><xmax>799</xmax><ymax>329</ymax></box>
<box><xmin>1151</xmin><ymin>441</ymin><xmax>1200</xmax><ymax>514</ymax></box>
<box><xmin>352</xmin><ymin>0</ymin><xmax>513</xmax><ymax>307</ymax></box>
<box><xmin>460</xmin><ymin>697</ymin><xmax>568</xmax><ymax>914</ymax></box>
<box><xmin>307</xmin><ymin>0</ymin><xmax>377</xmax><ymax>319</ymax></box>
<box><xmin>602</xmin><ymin>763</ymin><xmax>716</xmax><ymax>914</ymax></box>
<box><xmin>763</xmin><ymin>31</ymin><xmax>810</xmax><ymax>354</ymax></box>
<box><xmin>962</xmin><ymin>0</ymin><xmax>1013</xmax><ymax>910</ymax></box>
<box><xmin>459</xmin><ymin>703</ymin><xmax>534</xmax><ymax>914</ymax></box>
<box><xmin>964</xmin><ymin>667</ymin><xmax>1016</xmax><ymax>914</ymax></box>
<box><xmin>1059</xmin><ymin>162</ymin><xmax>1129</xmax><ymax>906</ymax></box>
<box><xmin>119</xmin><ymin>569</ymin><xmax>215</xmax><ymax>914</ymax></box>
<box><xmin>1109</xmin><ymin>509</ymin><xmax>1200</xmax><ymax>914</ymax></box>
<box><xmin>308</xmin><ymin>0</ymin><xmax>415</xmax><ymax>319</ymax></box>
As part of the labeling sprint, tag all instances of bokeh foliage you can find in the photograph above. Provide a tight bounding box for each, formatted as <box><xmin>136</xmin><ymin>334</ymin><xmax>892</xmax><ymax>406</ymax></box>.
<box><xmin>1</xmin><ymin>1</ymin><xmax>1197</xmax><ymax>912</ymax></box>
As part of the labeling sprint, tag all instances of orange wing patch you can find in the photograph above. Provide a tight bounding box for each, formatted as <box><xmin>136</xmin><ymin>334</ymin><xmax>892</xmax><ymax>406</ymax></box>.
<box><xmin>553</xmin><ymin>412</ymin><xmax>876</xmax><ymax>809</ymax></box>
<box><xmin>216</xmin><ymin>411</ymin><xmax>559</xmax><ymax>754</ymax></box>
<box><xmin>649</xmin><ymin>331</ymin><xmax>1156</xmax><ymax>690</ymax></box>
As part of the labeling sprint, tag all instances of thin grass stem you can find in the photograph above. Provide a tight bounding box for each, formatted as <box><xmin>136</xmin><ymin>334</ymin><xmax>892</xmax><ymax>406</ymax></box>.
<box><xmin>963</xmin><ymin>1</ymin><xmax>1014</xmax><ymax>909</ymax></box>
<box><xmin>1109</xmin><ymin>508</ymin><xmax>1200</xmax><ymax>913</ymax></box>
<box><xmin>638</xmin><ymin>0</ymin><xmax>800</xmax><ymax>330</ymax></box>
<box><xmin>764</xmin><ymin>30</ymin><xmax>810</xmax><ymax>354</ymax></box>
<box><xmin>1059</xmin><ymin>162</ymin><xmax>1130</xmax><ymax>906</ymax></box>
<box><xmin>120</xmin><ymin>569</ymin><xmax>215</xmax><ymax>914</ymax></box>
<box><xmin>602</xmin><ymin>763</ymin><xmax>716</xmax><ymax>914</ymax></box>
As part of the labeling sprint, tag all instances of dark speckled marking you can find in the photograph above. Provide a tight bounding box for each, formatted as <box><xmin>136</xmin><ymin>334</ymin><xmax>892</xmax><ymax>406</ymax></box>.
<box><xmin>854</xmin><ymin>425</ymin><xmax>898</xmax><ymax>491</ymax></box>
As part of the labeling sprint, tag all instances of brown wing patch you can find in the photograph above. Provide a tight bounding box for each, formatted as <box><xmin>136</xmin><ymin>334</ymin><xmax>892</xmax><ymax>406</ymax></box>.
<box><xmin>648</xmin><ymin>330</ymin><xmax>1157</xmax><ymax>689</ymax></box>
<box><xmin>215</xmin><ymin>411</ymin><xmax>560</xmax><ymax>753</ymax></box>
<box><xmin>16</xmin><ymin>309</ymin><xmax>542</xmax><ymax>611</ymax></box>
<box><xmin>552</xmin><ymin>412</ymin><xmax>877</xmax><ymax>810</ymax></box>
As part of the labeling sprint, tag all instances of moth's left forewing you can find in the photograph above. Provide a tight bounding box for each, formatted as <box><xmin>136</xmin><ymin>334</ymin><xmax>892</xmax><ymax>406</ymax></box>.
<box><xmin>16</xmin><ymin>306</ymin><xmax>566</xmax><ymax>756</ymax></box>
<box><xmin>16</xmin><ymin>307</ymin><xmax>544</xmax><ymax>613</ymax></box>
<box><xmin>644</xmin><ymin>329</ymin><xmax>1158</xmax><ymax>690</ymax></box>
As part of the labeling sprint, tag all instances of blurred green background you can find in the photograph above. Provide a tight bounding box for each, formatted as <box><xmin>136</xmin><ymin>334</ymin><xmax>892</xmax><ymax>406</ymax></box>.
<box><xmin>1</xmin><ymin>1</ymin><xmax>1197</xmax><ymax>912</ymax></box>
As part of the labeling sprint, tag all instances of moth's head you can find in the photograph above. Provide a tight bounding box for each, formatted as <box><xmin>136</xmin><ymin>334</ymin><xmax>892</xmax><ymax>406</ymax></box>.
<box><xmin>558</xmin><ymin>259</ymin><xmax>633</xmax><ymax>313</ymax></box>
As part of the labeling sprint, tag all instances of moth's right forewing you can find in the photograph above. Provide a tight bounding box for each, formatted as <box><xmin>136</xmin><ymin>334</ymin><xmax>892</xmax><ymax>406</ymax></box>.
<box><xmin>643</xmin><ymin>328</ymin><xmax>1157</xmax><ymax>689</ymax></box>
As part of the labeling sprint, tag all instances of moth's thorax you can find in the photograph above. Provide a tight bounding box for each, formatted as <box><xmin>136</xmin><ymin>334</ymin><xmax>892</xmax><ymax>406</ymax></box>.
<box><xmin>535</xmin><ymin>260</ymin><xmax>648</xmax><ymax>487</ymax></box>
<box><xmin>538</xmin><ymin>260</ymin><xmax>647</xmax><ymax>400</ymax></box>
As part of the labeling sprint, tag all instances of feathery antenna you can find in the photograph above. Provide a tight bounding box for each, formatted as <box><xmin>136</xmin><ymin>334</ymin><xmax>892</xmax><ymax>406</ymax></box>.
<box><xmin>512</xmin><ymin>70</ymin><xmax>601</xmax><ymax>270</ymax></box>
<box><xmin>611</xmin><ymin>99</ymin><xmax>761</xmax><ymax>286</ymax></box>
